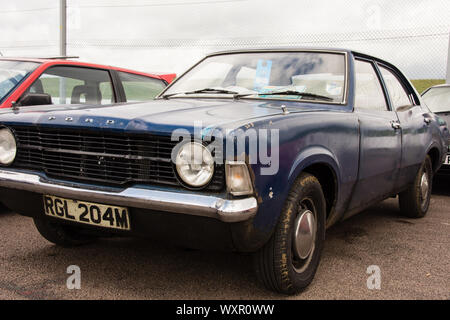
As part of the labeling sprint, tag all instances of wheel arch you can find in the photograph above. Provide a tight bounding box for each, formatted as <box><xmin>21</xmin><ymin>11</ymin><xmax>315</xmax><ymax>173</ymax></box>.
<box><xmin>287</xmin><ymin>146</ymin><xmax>341</xmax><ymax>221</ymax></box>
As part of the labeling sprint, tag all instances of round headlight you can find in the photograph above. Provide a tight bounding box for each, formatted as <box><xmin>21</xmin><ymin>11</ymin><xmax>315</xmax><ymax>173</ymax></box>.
<box><xmin>175</xmin><ymin>142</ymin><xmax>214</xmax><ymax>188</ymax></box>
<box><xmin>0</xmin><ymin>128</ymin><xmax>16</xmax><ymax>165</ymax></box>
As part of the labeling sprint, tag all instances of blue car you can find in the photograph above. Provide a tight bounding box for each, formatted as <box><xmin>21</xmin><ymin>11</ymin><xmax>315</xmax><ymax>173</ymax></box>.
<box><xmin>0</xmin><ymin>48</ymin><xmax>447</xmax><ymax>294</ymax></box>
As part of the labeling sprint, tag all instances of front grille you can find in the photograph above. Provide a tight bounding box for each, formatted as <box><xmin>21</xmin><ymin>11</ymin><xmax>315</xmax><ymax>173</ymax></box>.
<box><xmin>10</xmin><ymin>126</ymin><xmax>224</xmax><ymax>190</ymax></box>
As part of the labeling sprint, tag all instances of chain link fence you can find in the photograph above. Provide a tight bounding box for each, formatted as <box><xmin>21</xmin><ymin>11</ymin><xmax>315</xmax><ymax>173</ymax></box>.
<box><xmin>0</xmin><ymin>0</ymin><xmax>449</xmax><ymax>80</ymax></box>
<box><xmin>66</xmin><ymin>26</ymin><xmax>449</xmax><ymax>79</ymax></box>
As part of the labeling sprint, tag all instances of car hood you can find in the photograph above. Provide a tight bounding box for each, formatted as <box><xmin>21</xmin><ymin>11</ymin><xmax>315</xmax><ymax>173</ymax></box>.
<box><xmin>0</xmin><ymin>98</ymin><xmax>331</xmax><ymax>135</ymax></box>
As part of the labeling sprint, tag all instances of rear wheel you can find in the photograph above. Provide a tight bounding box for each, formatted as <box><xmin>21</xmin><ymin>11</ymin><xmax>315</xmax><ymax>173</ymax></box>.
<box><xmin>254</xmin><ymin>172</ymin><xmax>326</xmax><ymax>294</ymax></box>
<box><xmin>34</xmin><ymin>218</ymin><xmax>95</xmax><ymax>247</ymax></box>
<box><xmin>398</xmin><ymin>156</ymin><xmax>433</xmax><ymax>218</ymax></box>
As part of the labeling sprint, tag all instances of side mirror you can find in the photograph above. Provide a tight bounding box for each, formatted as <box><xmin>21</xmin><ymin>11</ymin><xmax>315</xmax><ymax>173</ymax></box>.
<box><xmin>18</xmin><ymin>93</ymin><xmax>52</xmax><ymax>107</ymax></box>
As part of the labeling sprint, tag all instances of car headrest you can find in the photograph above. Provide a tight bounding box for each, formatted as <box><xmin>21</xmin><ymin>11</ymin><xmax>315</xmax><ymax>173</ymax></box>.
<box><xmin>71</xmin><ymin>85</ymin><xmax>102</xmax><ymax>104</ymax></box>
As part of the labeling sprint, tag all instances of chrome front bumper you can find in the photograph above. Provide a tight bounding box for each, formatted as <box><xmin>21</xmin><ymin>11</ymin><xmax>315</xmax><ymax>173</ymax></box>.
<box><xmin>0</xmin><ymin>170</ymin><xmax>258</xmax><ymax>223</ymax></box>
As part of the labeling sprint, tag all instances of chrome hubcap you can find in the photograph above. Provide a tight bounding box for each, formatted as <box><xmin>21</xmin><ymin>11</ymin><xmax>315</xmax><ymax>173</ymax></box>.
<box><xmin>420</xmin><ymin>172</ymin><xmax>429</xmax><ymax>201</ymax></box>
<box><xmin>292</xmin><ymin>210</ymin><xmax>316</xmax><ymax>260</ymax></box>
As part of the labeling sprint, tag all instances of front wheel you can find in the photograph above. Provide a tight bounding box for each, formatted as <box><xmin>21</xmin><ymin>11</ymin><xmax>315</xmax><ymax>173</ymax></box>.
<box><xmin>254</xmin><ymin>172</ymin><xmax>326</xmax><ymax>294</ymax></box>
<box><xmin>398</xmin><ymin>156</ymin><xmax>433</xmax><ymax>218</ymax></box>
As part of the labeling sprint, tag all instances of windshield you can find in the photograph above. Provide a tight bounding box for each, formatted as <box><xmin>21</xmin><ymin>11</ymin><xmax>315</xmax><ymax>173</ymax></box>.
<box><xmin>162</xmin><ymin>51</ymin><xmax>347</xmax><ymax>103</ymax></box>
<box><xmin>0</xmin><ymin>60</ymin><xmax>40</xmax><ymax>103</ymax></box>
<box><xmin>422</xmin><ymin>87</ymin><xmax>450</xmax><ymax>113</ymax></box>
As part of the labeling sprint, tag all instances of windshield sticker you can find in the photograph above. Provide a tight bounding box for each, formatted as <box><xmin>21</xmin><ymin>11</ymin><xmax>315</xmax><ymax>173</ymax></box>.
<box><xmin>326</xmin><ymin>82</ymin><xmax>342</xmax><ymax>95</ymax></box>
<box><xmin>254</xmin><ymin>60</ymin><xmax>272</xmax><ymax>91</ymax></box>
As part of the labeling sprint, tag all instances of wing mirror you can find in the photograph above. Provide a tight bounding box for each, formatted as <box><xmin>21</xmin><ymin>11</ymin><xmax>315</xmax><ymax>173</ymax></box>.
<box><xmin>17</xmin><ymin>93</ymin><xmax>52</xmax><ymax>107</ymax></box>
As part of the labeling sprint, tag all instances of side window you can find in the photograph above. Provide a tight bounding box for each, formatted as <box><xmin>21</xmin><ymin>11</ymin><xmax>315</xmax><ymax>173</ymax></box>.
<box><xmin>379</xmin><ymin>66</ymin><xmax>412</xmax><ymax>110</ymax></box>
<box><xmin>354</xmin><ymin>60</ymin><xmax>388</xmax><ymax>111</ymax></box>
<box><xmin>118</xmin><ymin>72</ymin><xmax>166</xmax><ymax>102</ymax></box>
<box><xmin>27</xmin><ymin>66</ymin><xmax>115</xmax><ymax>105</ymax></box>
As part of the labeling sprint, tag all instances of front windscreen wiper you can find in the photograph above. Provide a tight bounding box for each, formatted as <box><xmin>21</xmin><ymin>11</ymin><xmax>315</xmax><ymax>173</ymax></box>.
<box><xmin>256</xmin><ymin>90</ymin><xmax>334</xmax><ymax>101</ymax></box>
<box><xmin>162</xmin><ymin>88</ymin><xmax>239</xmax><ymax>99</ymax></box>
<box><xmin>185</xmin><ymin>88</ymin><xmax>240</xmax><ymax>95</ymax></box>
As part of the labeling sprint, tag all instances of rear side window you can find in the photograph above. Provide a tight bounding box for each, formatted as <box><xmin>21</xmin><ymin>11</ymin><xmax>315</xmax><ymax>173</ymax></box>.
<box><xmin>28</xmin><ymin>66</ymin><xmax>115</xmax><ymax>105</ymax></box>
<box><xmin>118</xmin><ymin>72</ymin><xmax>166</xmax><ymax>102</ymax></box>
<box><xmin>379</xmin><ymin>66</ymin><xmax>412</xmax><ymax>110</ymax></box>
<box><xmin>354</xmin><ymin>60</ymin><xmax>388</xmax><ymax>111</ymax></box>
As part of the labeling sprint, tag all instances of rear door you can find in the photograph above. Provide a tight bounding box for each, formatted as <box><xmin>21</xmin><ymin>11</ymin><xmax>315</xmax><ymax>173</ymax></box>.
<box><xmin>348</xmin><ymin>58</ymin><xmax>402</xmax><ymax>211</ymax></box>
<box><xmin>377</xmin><ymin>64</ymin><xmax>432</xmax><ymax>190</ymax></box>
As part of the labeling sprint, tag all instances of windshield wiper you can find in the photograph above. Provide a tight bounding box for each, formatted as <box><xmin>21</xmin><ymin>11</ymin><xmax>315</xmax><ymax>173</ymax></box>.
<box><xmin>256</xmin><ymin>90</ymin><xmax>334</xmax><ymax>101</ymax></box>
<box><xmin>185</xmin><ymin>88</ymin><xmax>240</xmax><ymax>95</ymax></box>
<box><xmin>162</xmin><ymin>88</ymin><xmax>239</xmax><ymax>99</ymax></box>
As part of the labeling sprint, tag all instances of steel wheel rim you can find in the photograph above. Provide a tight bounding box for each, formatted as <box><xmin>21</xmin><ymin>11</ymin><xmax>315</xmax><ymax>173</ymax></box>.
<box><xmin>292</xmin><ymin>198</ymin><xmax>317</xmax><ymax>273</ymax></box>
<box><xmin>420</xmin><ymin>171</ymin><xmax>429</xmax><ymax>206</ymax></box>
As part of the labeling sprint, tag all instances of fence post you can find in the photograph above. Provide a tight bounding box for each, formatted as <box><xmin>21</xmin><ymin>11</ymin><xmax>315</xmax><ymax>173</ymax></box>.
<box><xmin>447</xmin><ymin>31</ymin><xmax>450</xmax><ymax>83</ymax></box>
<box><xmin>60</xmin><ymin>0</ymin><xmax>67</xmax><ymax>56</ymax></box>
<box><xmin>59</xmin><ymin>0</ymin><xmax>67</xmax><ymax>104</ymax></box>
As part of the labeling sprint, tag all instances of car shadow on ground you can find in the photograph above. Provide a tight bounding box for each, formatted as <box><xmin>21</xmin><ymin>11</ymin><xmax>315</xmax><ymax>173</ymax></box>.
<box><xmin>432</xmin><ymin>175</ymin><xmax>450</xmax><ymax>196</ymax></box>
<box><xmin>0</xmin><ymin>203</ymin><xmax>11</xmax><ymax>214</ymax></box>
<box><xmin>2</xmin><ymin>175</ymin><xmax>448</xmax><ymax>299</ymax></box>
<box><xmin>8</xmin><ymin>196</ymin><xmax>423</xmax><ymax>300</ymax></box>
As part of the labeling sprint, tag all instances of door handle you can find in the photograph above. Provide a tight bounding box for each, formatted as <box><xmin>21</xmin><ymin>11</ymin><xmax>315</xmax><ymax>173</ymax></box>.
<box><xmin>391</xmin><ymin>121</ymin><xmax>401</xmax><ymax>130</ymax></box>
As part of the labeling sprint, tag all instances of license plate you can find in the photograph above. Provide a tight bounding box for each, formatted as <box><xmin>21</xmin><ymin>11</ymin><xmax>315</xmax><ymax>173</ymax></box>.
<box><xmin>444</xmin><ymin>155</ymin><xmax>450</xmax><ymax>165</ymax></box>
<box><xmin>43</xmin><ymin>195</ymin><xmax>130</xmax><ymax>231</ymax></box>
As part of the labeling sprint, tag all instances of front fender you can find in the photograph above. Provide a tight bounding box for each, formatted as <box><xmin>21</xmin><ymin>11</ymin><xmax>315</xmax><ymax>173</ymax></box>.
<box><xmin>231</xmin><ymin>145</ymin><xmax>343</xmax><ymax>252</ymax></box>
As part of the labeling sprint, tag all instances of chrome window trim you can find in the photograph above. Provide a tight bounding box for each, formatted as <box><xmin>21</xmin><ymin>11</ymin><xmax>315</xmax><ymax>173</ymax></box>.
<box><xmin>156</xmin><ymin>49</ymin><xmax>350</xmax><ymax>106</ymax></box>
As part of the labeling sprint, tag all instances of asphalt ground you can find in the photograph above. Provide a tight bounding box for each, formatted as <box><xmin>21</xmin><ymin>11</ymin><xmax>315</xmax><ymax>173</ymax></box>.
<box><xmin>0</xmin><ymin>177</ymin><xmax>449</xmax><ymax>300</ymax></box>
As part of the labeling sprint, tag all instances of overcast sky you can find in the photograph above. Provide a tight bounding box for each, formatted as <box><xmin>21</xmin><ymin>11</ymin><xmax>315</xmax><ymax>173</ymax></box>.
<box><xmin>0</xmin><ymin>0</ymin><xmax>449</xmax><ymax>79</ymax></box>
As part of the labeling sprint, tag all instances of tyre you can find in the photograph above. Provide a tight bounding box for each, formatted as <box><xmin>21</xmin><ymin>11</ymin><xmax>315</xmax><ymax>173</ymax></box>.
<box><xmin>34</xmin><ymin>218</ymin><xmax>95</xmax><ymax>247</ymax></box>
<box><xmin>398</xmin><ymin>155</ymin><xmax>433</xmax><ymax>218</ymax></box>
<box><xmin>254</xmin><ymin>172</ymin><xmax>326</xmax><ymax>294</ymax></box>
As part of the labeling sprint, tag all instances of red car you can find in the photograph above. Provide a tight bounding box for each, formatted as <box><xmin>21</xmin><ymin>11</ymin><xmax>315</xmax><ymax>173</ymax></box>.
<box><xmin>0</xmin><ymin>57</ymin><xmax>176</xmax><ymax>108</ymax></box>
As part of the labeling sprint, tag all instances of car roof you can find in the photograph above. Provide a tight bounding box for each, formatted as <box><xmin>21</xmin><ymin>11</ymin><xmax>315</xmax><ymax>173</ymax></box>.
<box><xmin>422</xmin><ymin>83</ymin><xmax>450</xmax><ymax>95</ymax></box>
<box><xmin>0</xmin><ymin>57</ymin><xmax>167</xmax><ymax>80</ymax></box>
<box><xmin>425</xmin><ymin>84</ymin><xmax>450</xmax><ymax>89</ymax></box>
<box><xmin>206</xmin><ymin>47</ymin><xmax>396</xmax><ymax>66</ymax></box>
<box><xmin>207</xmin><ymin>47</ymin><xmax>350</xmax><ymax>57</ymax></box>
<box><xmin>208</xmin><ymin>47</ymin><xmax>366</xmax><ymax>56</ymax></box>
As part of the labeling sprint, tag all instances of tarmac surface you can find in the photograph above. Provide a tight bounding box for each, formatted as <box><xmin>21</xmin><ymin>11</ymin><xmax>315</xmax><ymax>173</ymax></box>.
<box><xmin>0</xmin><ymin>177</ymin><xmax>449</xmax><ymax>300</ymax></box>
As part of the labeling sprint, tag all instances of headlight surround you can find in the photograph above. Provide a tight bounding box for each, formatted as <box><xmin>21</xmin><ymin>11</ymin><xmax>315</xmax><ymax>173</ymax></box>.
<box><xmin>175</xmin><ymin>142</ymin><xmax>214</xmax><ymax>188</ymax></box>
<box><xmin>0</xmin><ymin>128</ymin><xmax>17</xmax><ymax>165</ymax></box>
<box><xmin>225</xmin><ymin>161</ymin><xmax>253</xmax><ymax>196</ymax></box>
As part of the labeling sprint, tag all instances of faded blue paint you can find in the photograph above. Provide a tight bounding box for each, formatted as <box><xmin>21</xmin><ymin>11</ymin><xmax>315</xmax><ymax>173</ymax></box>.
<box><xmin>0</xmin><ymin>50</ymin><xmax>447</xmax><ymax>251</ymax></box>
